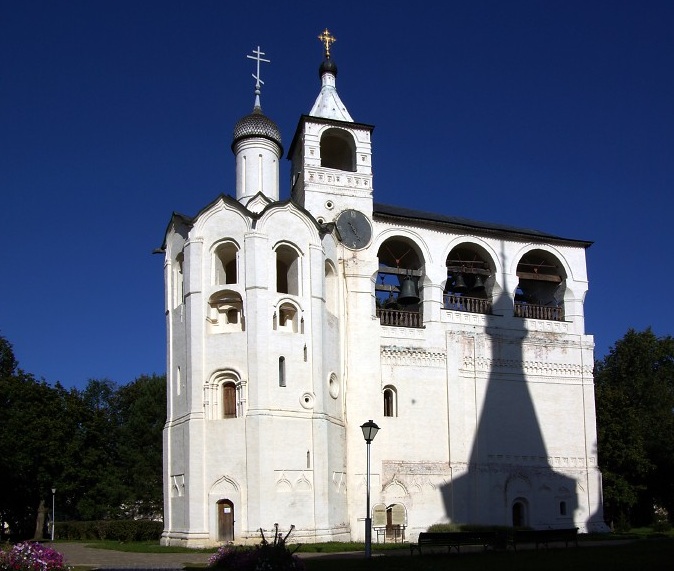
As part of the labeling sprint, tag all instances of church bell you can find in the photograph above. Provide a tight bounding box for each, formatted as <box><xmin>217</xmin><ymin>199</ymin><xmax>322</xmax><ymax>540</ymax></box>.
<box><xmin>397</xmin><ymin>276</ymin><xmax>420</xmax><ymax>305</ymax></box>
<box><xmin>472</xmin><ymin>274</ymin><xmax>485</xmax><ymax>292</ymax></box>
<box><xmin>452</xmin><ymin>273</ymin><xmax>468</xmax><ymax>292</ymax></box>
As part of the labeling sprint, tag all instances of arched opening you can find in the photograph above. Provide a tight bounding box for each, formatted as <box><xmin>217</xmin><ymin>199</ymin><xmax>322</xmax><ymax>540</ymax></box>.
<box><xmin>214</xmin><ymin>242</ymin><xmax>238</xmax><ymax>285</ymax></box>
<box><xmin>216</xmin><ymin>499</ymin><xmax>234</xmax><ymax>542</ymax></box>
<box><xmin>445</xmin><ymin>244</ymin><xmax>493</xmax><ymax>314</ymax></box>
<box><xmin>222</xmin><ymin>382</ymin><xmax>237</xmax><ymax>418</ymax></box>
<box><xmin>325</xmin><ymin>261</ymin><xmax>338</xmax><ymax>316</ymax></box>
<box><xmin>275</xmin><ymin>302</ymin><xmax>299</xmax><ymax>332</ymax></box>
<box><xmin>320</xmin><ymin>128</ymin><xmax>355</xmax><ymax>171</ymax></box>
<box><xmin>512</xmin><ymin>499</ymin><xmax>528</xmax><ymax>528</ymax></box>
<box><xmin>383</xmin><ymin>386</ymin><xmax>397</xmax><ymax>417</ymax></box>
<box><xmin>207</xmin><ymin>291</ymin><xmax>244</xmax><ymax>332</ymax></box>
<box><xmin>276</xmin><ymin>245</ymin><xmax>300</xmax><ymax>295</ymax></box>
<box><xmin>206</xmin><ymin>371</ymin><xmax>244</xmax><ymax>420</ymax></box>
<box><xmin>278</xmin><ymin>356</ymin><xmax>286</xmax><ymax>387</ymax></box>
<box><xmin>515</xmin><ymin>249</ymin><xmax>566</xmax><ymax>321</ymax></box>
<box><xmin>174</xmin><ymin>252</ymin><xmax>184</xmax><ymax>308</ymax></box>
<box><xmin>375</xmin><ymin>238</ymin><xmax>424</xmax><ymax>328</ymax></box>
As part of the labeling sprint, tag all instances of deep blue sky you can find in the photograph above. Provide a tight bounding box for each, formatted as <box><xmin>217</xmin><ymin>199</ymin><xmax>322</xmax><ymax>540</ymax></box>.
<box><xmin>2</xmin><ymin>1</ymin><xmax>673</xmax><ymax>389</ymax></box>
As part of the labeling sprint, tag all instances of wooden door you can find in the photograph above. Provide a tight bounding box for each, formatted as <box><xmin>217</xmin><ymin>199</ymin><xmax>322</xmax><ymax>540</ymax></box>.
<box><xmin>217</xmin><ymin>500</ymin><xmax>234</xmax><ymax>542</ymax></box>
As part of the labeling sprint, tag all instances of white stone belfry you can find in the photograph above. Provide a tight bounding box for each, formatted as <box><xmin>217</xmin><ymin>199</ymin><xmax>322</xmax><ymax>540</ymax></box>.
<box><xmin>159</xmin><ymin>31</ymin><xmax>609</xmax><ymax>549</ymax></box>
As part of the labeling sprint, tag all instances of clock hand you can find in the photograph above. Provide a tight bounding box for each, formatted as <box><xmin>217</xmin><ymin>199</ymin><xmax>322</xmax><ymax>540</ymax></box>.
<box><xmin>348</xmin><ymin>221</ymin><xmax>360</xmax><ymax>239</ymax></box>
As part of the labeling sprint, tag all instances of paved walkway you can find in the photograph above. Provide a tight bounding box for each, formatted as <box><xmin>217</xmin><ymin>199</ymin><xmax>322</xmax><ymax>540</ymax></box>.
<box><xmin>53</xmin><ymin>542</ymin><xmax>212</xmax><ymax>569</ymax></box>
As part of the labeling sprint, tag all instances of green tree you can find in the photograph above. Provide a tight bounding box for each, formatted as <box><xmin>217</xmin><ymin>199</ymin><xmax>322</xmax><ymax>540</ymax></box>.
<box><xmin>595</xmin><ymin>328</ymin><xmax>674</xmax><ymax>526</ymax></box>
<box><xmin>60</xmin><ymin>378</ymin><xmax>128</xmax><ymax>520</ymax></box>
<box><xmin>114</xmin><ymin>374</ymin><xmax>166</xmax><ymax>518</ymax></box>
<box><xmin>0</xmin><ymin>335</ymin><xmax>73</xmax><ymax>539</ymax></box>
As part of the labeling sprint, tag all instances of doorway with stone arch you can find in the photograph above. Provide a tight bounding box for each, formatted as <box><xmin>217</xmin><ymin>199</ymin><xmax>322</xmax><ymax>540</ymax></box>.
<box><xmin>512</xmin><ymin>498</ymin><xmax>528</xmax><ymax>528</ymax></box>
<box><xmin>217</xmin><ymin>499</ymin><xmax>234</xmax><ymax>542</ymax></box>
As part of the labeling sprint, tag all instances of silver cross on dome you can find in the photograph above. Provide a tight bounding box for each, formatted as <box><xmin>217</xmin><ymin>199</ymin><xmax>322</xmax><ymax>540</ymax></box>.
<box><xmin>247</xmin><ymin>46</ymin><xmax>270</xmax><ymax>109</ymax></box>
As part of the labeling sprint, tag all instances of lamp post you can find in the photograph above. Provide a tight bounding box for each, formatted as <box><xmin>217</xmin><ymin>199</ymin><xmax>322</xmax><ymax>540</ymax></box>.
<box><xmin>51</xmin><ymin>488</ymin><xmax>56</xmax><ymax>541</ymax></box>
<box><xmin>360</xmin><ymin>420</ymin><xmax>380</xmax><ymax>558</ymax></box>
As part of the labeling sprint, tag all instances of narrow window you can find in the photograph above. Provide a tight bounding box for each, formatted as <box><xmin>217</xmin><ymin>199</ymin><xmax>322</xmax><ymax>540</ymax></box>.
<box><xmin>174</xmin><ymin>252</ymin><xmax>184</xmax><ymax>307</ymax></box>
<box><xmin>223</xmin><ymin>383</ymin><xmax>237</xmax><ymax>418</ymax></box>
<box><xmin>307</xmin><ymin>451</ymin><xmax>311</xmax><ymax>469</ymax></box>
<box><xmin>560</xmin><ymin>501</ymin><xmax>567</xmax><ymax>516</ymax></box>
<box><xmin>279</xmin><ymin>356</ymin><xmax>286</xmax><ymax>387</ymax></box>
<box><xmin>384</xmin><ymin>387</ymin><xmax>396</xmax><ymax>417</ymax></box>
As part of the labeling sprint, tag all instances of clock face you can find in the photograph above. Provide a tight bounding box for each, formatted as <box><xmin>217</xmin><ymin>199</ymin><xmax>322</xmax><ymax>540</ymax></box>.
<box><xmin>335</xmin><ymin>209</ymin><xmax>372</xmax><ymax>250</ymax></box>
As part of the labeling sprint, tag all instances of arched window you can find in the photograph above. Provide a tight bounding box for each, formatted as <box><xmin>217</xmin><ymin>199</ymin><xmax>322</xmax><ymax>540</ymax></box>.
<box><xmin>559</xmin><ymin>501</ymin><xmax>567</xmax><ymax>516</ymax></box>
<box><xmin>276</xmin><ymin>245</ymin><xmax>300</xmax><ymax>295</ymax></box>
<box><xmin>274</xmin><ymin>302</ymin><xmax>301</xmax><ymax>333</ymax></box>
<box><xmin>515</xmin><ymin>250</ymin><xmax>566</xmax><ymax>321</ymax></box>
<box><xmin>174</xmin><ymin>252</ymin><xmax>184</xmax><ymax>308</ymax></box>
<box><xmin>207</xmin><ymin>291</ymin><xmax>244</xmax><ymax>332</ymax></box>
<box><xmin>205</xmin><ymin>371</ymin><xmax>244</xmax><ymax>420</ymax></box>
<box><xmin>222</xmin><ymin>382</ymin><xmax>237</xmax><ymax>418</ymax></box>
<box><xmin>320</xmin><ymin>128</ymin><xmax>355</xmax><ymax>171</ymax></box>
<box><xmin>214</xmin><ymin>242</ymin><xmax>238</xmax><ymax>285</ymax></box>
<box><xmin>383</xmin><ymin>386</ymin><xmax>397</xmax><ymax>417</ymax></box>
<box><xmin>278</xmin><ymin>356</ymin><xmax>286</xmax><ymax>387</ymax></box>
<box><xmin>325</xmin><ymin>261</ymin><xmax>337</xmax><ymax>315</ymax></box>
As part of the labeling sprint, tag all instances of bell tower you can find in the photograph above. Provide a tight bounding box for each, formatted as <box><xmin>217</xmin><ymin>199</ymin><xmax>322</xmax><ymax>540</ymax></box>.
<box><xmin>288</xmin><ymin>29</ymin><xmax>374</xmax><ymax>223</ymax></box>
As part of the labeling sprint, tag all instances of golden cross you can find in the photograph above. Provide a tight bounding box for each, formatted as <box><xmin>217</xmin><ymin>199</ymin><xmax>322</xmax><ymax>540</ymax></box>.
<box><xmin>318</xmin><ymin>28</ymin><xmax>336</xmax><ymax>57</ymax></box>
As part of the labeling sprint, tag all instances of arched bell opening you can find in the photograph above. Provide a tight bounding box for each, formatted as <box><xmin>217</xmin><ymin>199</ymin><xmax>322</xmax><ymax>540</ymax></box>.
<box><xmin>445</xmin><ymin>245</ymin><xmax>494</xmax><ymax>315</ymax></box>
<box><xmin>514</xmin><ymin>249</ymin><xmax>566</xmax><ymax>321</ymax></box>
<box><xmin>320</xmin><ymin>128</ymin><xmax>356</xmax><ymax>171</ymax></box>
<box><xmin>375</xmin><ymin>238</ymin><xmax>424</xmax><ymax>328</ymax></box>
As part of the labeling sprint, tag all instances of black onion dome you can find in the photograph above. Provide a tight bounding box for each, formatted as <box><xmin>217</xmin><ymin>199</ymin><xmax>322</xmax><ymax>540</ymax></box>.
<box><xmin>232</xmin><ymin>107</ymin><xmax>282</xmax><ymax>151</ymax></box>
<box><xmin>319</xmin><ymin>57</ymin><xmax>338</xmax><ymax>78</ymax></box>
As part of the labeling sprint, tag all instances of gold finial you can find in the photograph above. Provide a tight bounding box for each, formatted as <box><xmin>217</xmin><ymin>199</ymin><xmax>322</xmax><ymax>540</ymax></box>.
<box><xmin>318</xmin><ymin>28</ymin><xmax>336</xmax><ymax>57</ymax></box>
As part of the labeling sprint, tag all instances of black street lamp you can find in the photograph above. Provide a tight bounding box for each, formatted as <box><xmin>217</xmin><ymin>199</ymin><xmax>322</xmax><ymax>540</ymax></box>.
<box><xmin>51</xmin><ymin>488</ymin><xmax>56</xmax><ymax>541</ymax></box>
<box><xmin>360</xmin><ymin>420</ymin><xmax>380</xmax><ymax>558</ymax></box>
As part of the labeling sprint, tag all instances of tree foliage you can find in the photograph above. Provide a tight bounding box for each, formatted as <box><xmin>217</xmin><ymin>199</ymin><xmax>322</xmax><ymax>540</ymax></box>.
<box><xmin>595</xmin><ymin>328</ymin><xmax>674</xmax><ymax>526</ymax></box>
<box><xmin>0</xmin><ymin>334</ymin><xmax>166</xmax><ymax>540</ymax></box>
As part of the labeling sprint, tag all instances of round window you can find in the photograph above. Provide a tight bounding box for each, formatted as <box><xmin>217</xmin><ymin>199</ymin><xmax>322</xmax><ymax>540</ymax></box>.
<box><xmin>328</xmin><ymin>373</ymin><xmax>339</xmax><ymax>399</ymax></box>
<box><xmin>300</xmin><ymin>392</ymin><xmax>315</xmax><ymax>409</ymax></box>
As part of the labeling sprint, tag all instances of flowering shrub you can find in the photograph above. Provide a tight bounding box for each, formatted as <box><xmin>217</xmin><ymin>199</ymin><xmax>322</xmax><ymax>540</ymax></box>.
<box><xmin>209</xmin><ymin>524</ymin><xmax>303</xmax><ymax>571</ymax></box>
<box><xmin>653</xmin><ymin>504</ymin><xmax>672</xmax><ymax>532</ymax></box>
<box><xmin>0</xmin><ymin>542</ymin><xmax>70</xmax><ymax>571</ymax></box>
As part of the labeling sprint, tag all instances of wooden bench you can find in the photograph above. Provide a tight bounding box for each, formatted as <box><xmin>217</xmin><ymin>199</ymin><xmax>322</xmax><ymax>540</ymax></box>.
<box><xmin>512</xmin><ymin>527</ymin><xmax>578</xmax><ymax>550</ymax></box>
<box><xmin>410</xmin><ymin>531</ymin><xmax>500</xmax><ymax>555</ymax></box>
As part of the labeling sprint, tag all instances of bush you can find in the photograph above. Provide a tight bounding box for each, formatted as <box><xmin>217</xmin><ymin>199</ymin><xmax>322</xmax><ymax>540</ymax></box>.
<box><xmin>0</xmin><ymin>542</ymin><xmax>70</xmax><ymax>571</ymax></box>
<box><xmin>614</xmin><ymin>512</ymin><xmax>632</xmax><ymax>533</ymax></box>
<box><xmin>209</xmin><ymin>525</ymin><xmax>303</xmax><ymax>571</ymax></box>
<box><xmin>55</xmin><ymin>520</ymin><xmax>163</xmax><ymax>541</ymax></box>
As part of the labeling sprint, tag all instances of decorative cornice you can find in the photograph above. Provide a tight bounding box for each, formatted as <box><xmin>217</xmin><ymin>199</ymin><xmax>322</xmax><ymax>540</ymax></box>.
<box><xmin>460</xmin><ymin>355</ymin><xmax>592</xmax><ymax>378</ymax></box>
<box><xmin>381</xmin><ymin>345</ymin><xmax>446</xmax><ymax>367</ymax></box>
